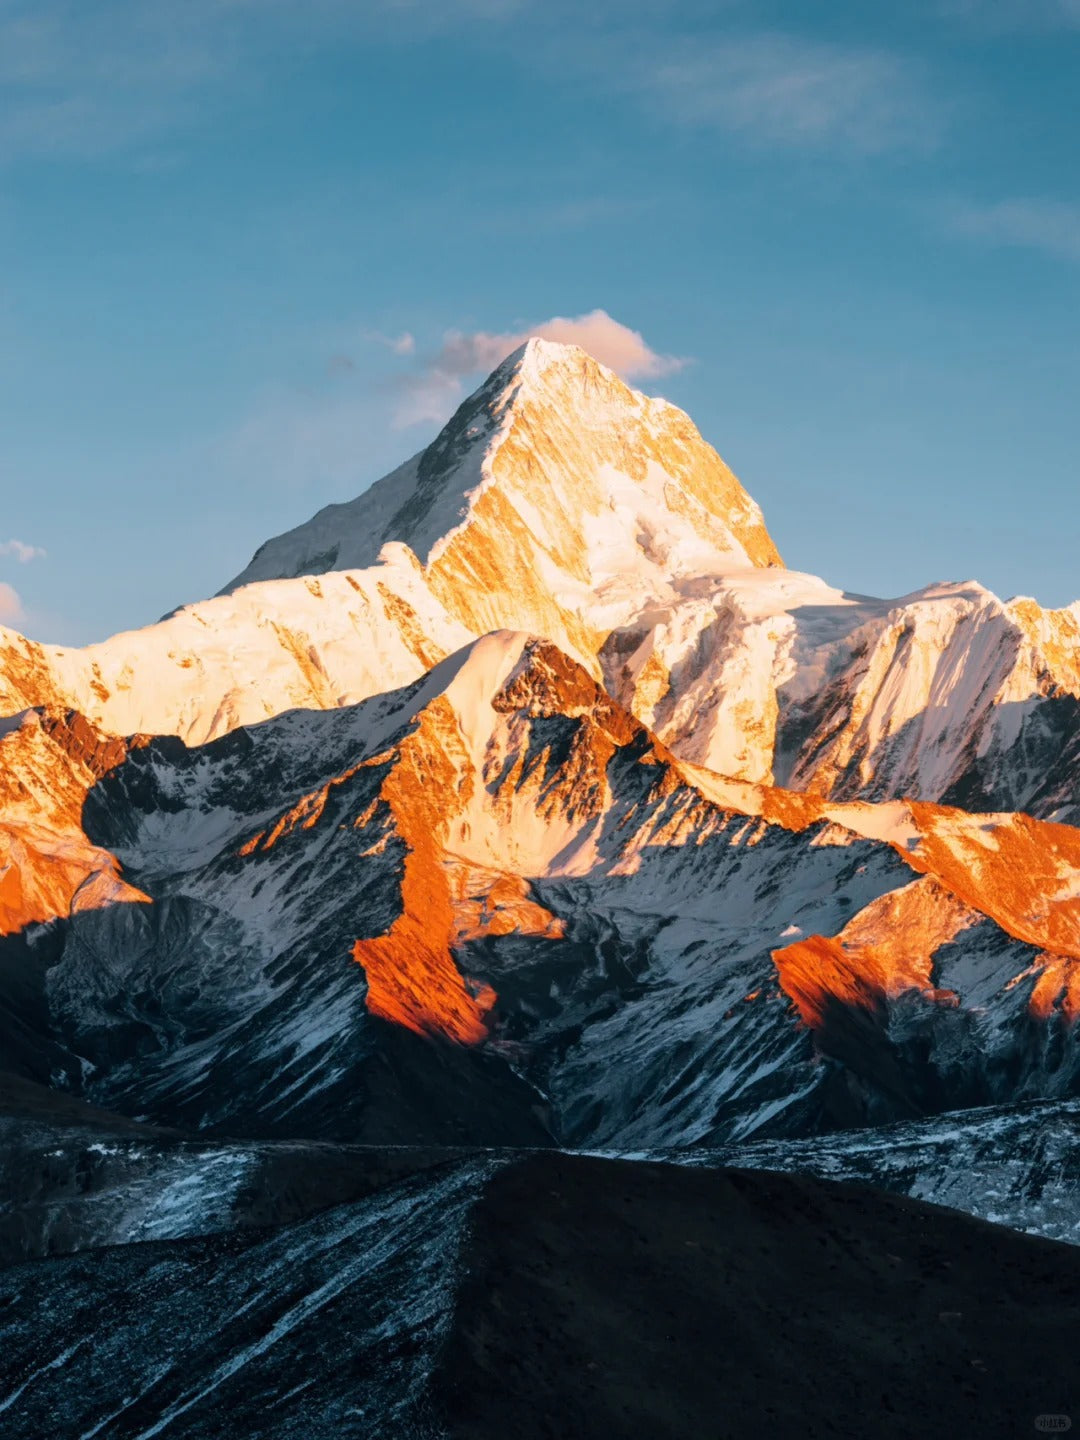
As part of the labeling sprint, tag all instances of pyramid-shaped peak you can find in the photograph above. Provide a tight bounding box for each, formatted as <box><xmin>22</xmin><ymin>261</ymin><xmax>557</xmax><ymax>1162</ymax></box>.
<box><xmin>516</xmin><ymin>334</ymin><xmax>602</xmax><ymax>372</ymax></box>
<box><xmin>492</xmin><ymin>334</ymin><xmax>642</xmax><ymax>401</ymax></box>
<box><xmin>222</xmin><ymin>338</ymin><xmax>782</xmax><ymax>648</ymax></box>
<box><xmin>493</xmin><ymin>334</ymin><xmax>602</xmax><ymax>372</ymax></box>
<box><xmin>449</xmin><ymin>335</ymin><xmax>636</xmax><ymax>436</ymax></box>
<box><xmin>500</xmin><ymin>334</ymin><xmax>580</xmax><ymax>368</ymax></box>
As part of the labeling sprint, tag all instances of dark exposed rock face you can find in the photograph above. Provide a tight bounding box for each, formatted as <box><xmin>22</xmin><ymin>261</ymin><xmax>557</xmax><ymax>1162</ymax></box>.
<box><xmin>2</xmin><ymin>635</ymin><xmax>1079</xmax><ymax>1153</ymax></box>
<box><xmin>2</xmin><ymin>1151</ymin><xmax>1078</xmax><ymax>1440</ymax></box>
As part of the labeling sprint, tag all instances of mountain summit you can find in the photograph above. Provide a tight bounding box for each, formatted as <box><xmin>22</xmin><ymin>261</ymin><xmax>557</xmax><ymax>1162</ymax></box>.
<box><xmin>223</xmin><ymin>338</ymin><xmax>782</xmax><ymax>660</ymax></box>
<box><xmin>3</xmin><ymin>339</ymin><xmax>1079</xmax><ymax>815</ymax></box>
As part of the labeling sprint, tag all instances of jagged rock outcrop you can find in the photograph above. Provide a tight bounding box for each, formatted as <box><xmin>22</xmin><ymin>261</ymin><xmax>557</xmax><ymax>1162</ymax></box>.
<box><xmin>5</xmin><ymin>632</ymin><xmax>1075</xmax><ymax>1148</ymax></box>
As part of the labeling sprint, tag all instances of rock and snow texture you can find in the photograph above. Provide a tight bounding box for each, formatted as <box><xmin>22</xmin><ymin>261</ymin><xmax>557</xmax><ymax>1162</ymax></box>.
<box><xmin>3</xmin><ymin>1150</ymin><xmax>1080</xmax><ymax>1440</ymax></box>
<box><xmin>0</xmin><ymin>334</ymin><xmax>1079</xmax><ymax>1217</ymax></box>
<box><xmin>216</xmin><ymin>338</ymin><xmax>1080</xmax><ymax>815</ymax></box>
<box><xmin>223</xmin><ymin>339</ymin><xmax>781</xmax><ymax>655</ymax></box>
<box><xmin>5</xmin><ymin>1095</ymin><xmax>1079</xmax><ymax>1270</ymax></box>
<box><xmin>0</xmin><ymin>553</ymin><xmax>472</xmax><ymax>744</ymax></box>
<box><xmin>654</xmin><ymin>1096</ymin><xmax>1080</xmax><ymax>1247</ymax></box>
<box><xmin>0</xmin><ymin>341</ymin><xmax>777</xmax><ymax>743</ymax></box>
<box><xmin>0</xmin><ymin>1154</ymin><xmax>497</xmax><ymax>1440</ymax></box>
<box><xmin>6</xmin><ymin>629</ymin><xmax>1077</xmax><ymax>1149</ymax></box>
<box><xmin>603</xmin><ymin>572</ymin><xmax>1080</xmax><ymax>812</ymax></box>
<box><xmin>4</xmin><ymin>337</ymin><xmax>1076</xmax><ymax>819</ymax></box>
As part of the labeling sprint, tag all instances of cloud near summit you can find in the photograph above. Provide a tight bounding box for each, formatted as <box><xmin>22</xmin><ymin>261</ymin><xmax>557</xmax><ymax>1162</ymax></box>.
<box><xmin>394</xmin><ymin>310</ymin><xmax>687</xmax><ymax>428</ymax></box>
<box><xmin>0</xmin><ymin>581</ymin><xmax>23</xmax><ymax>623</ymax></box>
<box><xmin>437</xmin><ymin>310</ymin><xmax>686</xmax><ymax>381</ymax></box>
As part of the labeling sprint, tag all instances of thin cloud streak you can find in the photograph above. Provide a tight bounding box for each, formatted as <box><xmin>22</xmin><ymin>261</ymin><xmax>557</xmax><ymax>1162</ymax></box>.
<box><xmin>938</xmin><ymin>0</ymin><xmax>1080</xmax><ymax>30</ymax></box>
<box><xmin>0</xmin><ymin>4</ymin><xmax>948</xmax><ymax>166</ymax></box>
<box><xmin>0</xmin><ymin>0</ymin><xmax>531</xmax><ymax>162</ymax></box>
<box><xmin>365</xmin><ymin>329</ymin><xmax>416</xmax><ymax>357</ymax></box>
<box><xmin>0</xmin><ymin>539</ymin><xmax>46</xmax><ymax>563</ymax></box>
<box><xmin>947</xmin><ymin>197</ymin><xmax>1080</xmax><ymax>263</ymax></box>
<box><xmin>635</xmin><ymin>33</ymin><xmax>943</xmax><ymax>154</ymax></box>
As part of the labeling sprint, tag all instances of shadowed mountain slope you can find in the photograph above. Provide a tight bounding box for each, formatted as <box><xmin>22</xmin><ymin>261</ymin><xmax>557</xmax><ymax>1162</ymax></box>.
<box><xmin>3</xmin><ymin>632</ymin><xmax>1078</xmax><ymax>1149</ymax></box>
<box><xmin>1</xmin><ymin>1152</ymin><xmax>1077</xmax><ymax>1440</ymax></box>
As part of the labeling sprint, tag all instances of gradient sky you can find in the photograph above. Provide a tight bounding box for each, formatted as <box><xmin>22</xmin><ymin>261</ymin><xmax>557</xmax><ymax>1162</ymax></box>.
<box><xmin>1</xmin><ymin>0</ymin><xmax>1078</xmax><ymax>644</ymax></box>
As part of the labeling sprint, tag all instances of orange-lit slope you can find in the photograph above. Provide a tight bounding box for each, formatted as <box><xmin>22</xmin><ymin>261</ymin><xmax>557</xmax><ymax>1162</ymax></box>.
<box><xmin>679</xmin><ymin>766</ymin><xmax>1080</xmax><ymax>1026</ymax></box>
<box><xmin>686</xmin><ymin>768</ymin><xmax>1080</xmax><ymax>965</ymax></box>
<box><xmin>347</xmin><ymin>636</ymin><xmax>646</xmax><ymax>1043</ymax></box>
<box><xmin>451</xmin><ymin>870</ymin><xmax>566</xmax><ymax>945</ymax></box>
<box><xmin>342</xmin><ymin>634</ymin><xmax>706</xmax><ymax>1043</ymax></box>
<box><xmin>1018</xmin><ymin>955</ymin><xmax>1080</xmax><ymax>1023</ymax></box>
<box><xmin>349</xmin><ymin>639</ymin><xmax>1080</xmax><ymax>1045</ymax></box>
<box><xmin>1</xmin><ymin>561</ymin><xmax>473</xmax><ymax>746</ymax></box>
<box><xmin>421</xmin><ymin>341</ymin><xmax>781</xmax><ymax>662</ymax></box>
<box><xmin>902</xmin><ymin>803</ymin><xmax>1080</xmax><ymax>959</ymax></box>
<box><xmin>0</xmin><ymin>710</ymin><xmax>149</xmax><ymax>935</ymax></box>
<box><xmin>351</xmin><ymin>700</ymin><xmax>498</xmax><ymax>1044</ymax></box>
<box><xmin>772</xmin><ymin>877</ymin><xmax>973</xmax><ymax>1029</ymax></box>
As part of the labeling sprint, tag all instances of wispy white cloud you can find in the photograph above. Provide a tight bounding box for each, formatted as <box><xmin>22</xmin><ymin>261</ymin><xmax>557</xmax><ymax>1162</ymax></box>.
<box><xmin>0</xmin><ymin>0</ymin><xmax>530</xmax><ymax>162</ymax></box>
<box><xmin>0</xmin><ymin>538</ymin><xmax>46</xmax><ymax>563</ymax></box>
<box><xmin>0</xmin><ymin>580</ymin><xmax>23</xmax><ymax>623</ymax></box>
<box><xmin>365</xmin><ymin>329</ymin><xmax>416</xmax><ymax>357</ymax></box>
<box><xmin>634</xmin><ymin>33</ymin><xmax>943</xmax><ymax>153</ymax></box>
<box><xmin>392</xmin><ymin>309</ymin><xmax>688</xmax><ymax>428</ymax></box>
<box><xmin>0</xmin><ymin>3</ymin><xmax>228</xmax><ymax>160</ymax></box>
<box><xmin>444</xmin><ymin>310</ymin><xmax>686</xmax><ymax>378</ymax></box>
<box><xmin>0</xmin><ymin>4</ymin><xmax>946</xmax><ymax>167</ymax></box>
<box><xmin>224</xmin><ymin>309</ymin><xmax>683</xmax><ymax>494</ymax></box>
<box><xmin>946</xmin><ymin>197</ymin><xmax>1080</xmax><ymax>263</ymax></box>
<box><xmin>0</xmin><ymin>5</ymin><xmax>947</xmax><ymax>168</ymax></box>
<box><xmin>938</xmin><ymin>0</ymin><xmax>1080</xmax><ymax>30</ymax></box>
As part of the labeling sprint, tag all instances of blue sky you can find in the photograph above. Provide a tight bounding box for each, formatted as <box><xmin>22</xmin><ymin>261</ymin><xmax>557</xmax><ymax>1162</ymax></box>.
<box><xmin>0</xmin><ymin>0</ymin><xmax>1077</xmax><ymax>643</ymax></box>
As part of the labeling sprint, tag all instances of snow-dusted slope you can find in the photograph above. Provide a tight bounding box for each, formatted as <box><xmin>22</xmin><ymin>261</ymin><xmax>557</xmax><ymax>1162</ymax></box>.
<box><xmin>0</xmin><ymin>340</ymin><xmax>778</xmax><ymax>742</ymax></box>
<box><xmin>218</xmin><ymin>339</ymin><xmax>1080</xmax><ymax>815</ymax></box>
<box><xmin>7</xmin><ymin>1094</ymin><xmax>1078</xmax><ymax>1271</ymax></box>
<box><xmin>5</xmin><ymin>330</ymin><xmax>1080</xmax><ymax>1419</ymax></box>
<box><xmin>0</xmin><ymin>1154</ymin><xmax>496</xmax><ymax>1440</ymax></box>
<box><xmin>15</xmin><ymin>633</ymin><xmax>1077</xmax><ymax>1146</ymax></box>
<box><xmin>604</xmin><ymin>571</ymin><xmax>1080</xmax><ymax>815</ymax></box>
<box><xmin>7</xmin><ymin>1148</ymin><xmax>1080</xmax><ymax>1440</ymax></box>
<box><xmin>223</xmin><ymin>338</ymin><xmax>782</xmax><ymax>664</ymax></box>
<box><xmin>0</xmin><ymin>335</ymin><xmax>1077</xmax><ymax>1151</ymax></box>
<box><xmin>645</xmin><ymin>1096</ymin><xmax>1080</xmax><ymax>1246</ymax></box>
<box><xmin>0</xmin><ymin>552</ymin><xmax>471</xmax><ymax>743</ymax></box>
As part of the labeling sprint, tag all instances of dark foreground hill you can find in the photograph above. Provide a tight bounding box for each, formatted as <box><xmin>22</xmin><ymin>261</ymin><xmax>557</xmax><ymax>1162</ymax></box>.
<box><xmin>1</xmin><ymin>1150</ymin><xmax>1075</xmax><ymax>1440</ymax></box>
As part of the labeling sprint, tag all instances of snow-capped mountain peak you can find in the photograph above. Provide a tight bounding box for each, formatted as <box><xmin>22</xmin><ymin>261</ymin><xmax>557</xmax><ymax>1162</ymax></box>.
<box><xmin>222</xmin><ymin>337</ymin><xmax>782</xmax><ymax>656</ymax></box>
<box><xmin>2</xmin><ymin>339</ymin><xmax>1078</xmax><ymax>822</ymax></box>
